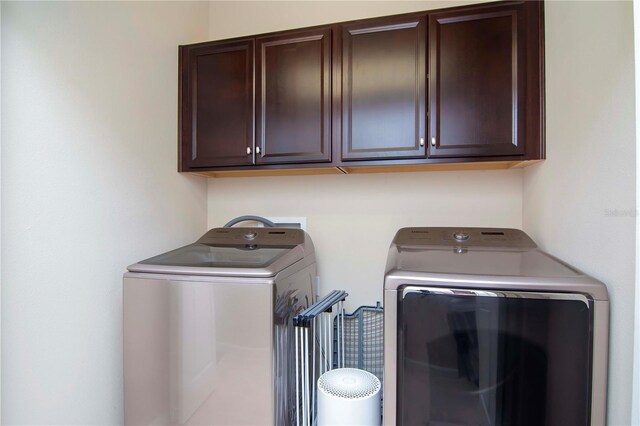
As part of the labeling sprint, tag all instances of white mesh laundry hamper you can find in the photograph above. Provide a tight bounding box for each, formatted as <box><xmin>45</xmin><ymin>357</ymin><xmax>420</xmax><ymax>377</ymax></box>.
<box><xmin>317</xmin><ymin>368</ymin><xmax>381</xmax><ymax>426</ymax></box>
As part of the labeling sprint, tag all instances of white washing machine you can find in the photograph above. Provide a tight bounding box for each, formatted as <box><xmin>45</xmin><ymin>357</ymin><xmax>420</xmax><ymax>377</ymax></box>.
<box><xmin>124</xmin><ymin>227</ymin><xmax>317</xmax><ymax>425</ymax></box>
<box><xmin>383</xmin><ymin>227</ymin><xmax>609</xmax><ymax>426</ymax></box>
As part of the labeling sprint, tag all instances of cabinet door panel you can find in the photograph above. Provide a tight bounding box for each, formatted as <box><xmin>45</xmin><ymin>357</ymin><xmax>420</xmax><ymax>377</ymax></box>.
<box><xmin>256</xmin><ymin>28</ymin><xmax>332</xmax><ymax>164</ymax></box>
<box><xmin>429</xmin><ymin>4</ymin><xmax>525</xmax><ymax>158</ymax></box>
<box><xmin>181</xmin><ymin>40</ymin><xmax>254</xmax><ymax>169</ymax></box>
<box><xmin>342</xmin><ymin>17</ymin><xmax>426</xmax><ymax>161</ymax></box>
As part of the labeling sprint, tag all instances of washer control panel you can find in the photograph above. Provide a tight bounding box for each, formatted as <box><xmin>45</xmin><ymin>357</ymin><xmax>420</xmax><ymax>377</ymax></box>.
<box><xmin>198</xmin><ymin>227</ymin><xmax>305</xmax><ymax>247</ymax></box>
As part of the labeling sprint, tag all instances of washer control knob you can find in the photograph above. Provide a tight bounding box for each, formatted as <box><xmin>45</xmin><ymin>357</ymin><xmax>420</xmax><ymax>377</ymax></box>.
<box><xmin>243</xmin><ymin>231</ymin><xmax>258</xmax><ymax>241</ymax></box>
<box><xmin>453</xmin><ymin>232</ymin><xmax>470</xmax><ymax>242</ymax></box>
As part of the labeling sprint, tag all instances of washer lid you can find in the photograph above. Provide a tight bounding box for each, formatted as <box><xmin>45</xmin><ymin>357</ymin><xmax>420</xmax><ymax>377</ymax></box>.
<box><xmin>127</xmin><ymin>227</ymin><xmax>313</xmax><ymax>277</ymax></box>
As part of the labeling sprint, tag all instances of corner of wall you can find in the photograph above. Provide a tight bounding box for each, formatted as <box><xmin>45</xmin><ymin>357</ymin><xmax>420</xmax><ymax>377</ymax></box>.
<box><xmin>632</xmin><ymin>1</ymin><xmax>640</xmax><ymax>423</ymax></box>
<box><xmin>0</xmin><ymin>0</ymin><xmax>3</xmax><ymax>421</ymax></box>
<box><xmin>524</xmin><ymin>1</ymin><xmax>637</xmax><ymax>424</ymax></box>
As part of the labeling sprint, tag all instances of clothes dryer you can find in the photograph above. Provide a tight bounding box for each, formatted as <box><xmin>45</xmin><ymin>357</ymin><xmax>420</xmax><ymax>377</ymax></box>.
<box><xmin>383</xmin><ymin>227</ymin><xmax>608</xmax><ymax>426</ymax></box>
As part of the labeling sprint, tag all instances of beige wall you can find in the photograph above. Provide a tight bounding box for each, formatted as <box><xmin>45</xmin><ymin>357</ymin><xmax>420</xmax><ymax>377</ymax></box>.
<box><xmin>208</xmin><ymin>0</ymin><xmax>484</xmax><ymax>36</ymax></box>
<box><xmin>1</xmin><ymin>2</ymin><xmax>3</xmax><ymax>421</ymax></box>
<box><xmin>1</xmin><ymin>1</ymin><xmax>635</xmax><ymax>424</ymax></box>
<box><xmin>523</xmin><ymin>2</ymin><xmax>636</xmax><ymax>425</ymax></box>
<box><xmin>1</xmin><ymin>2</ymin><xmax>209</xmax><ymax>423</ymax></box>
<box><xmin>207</xmin><ymin>0</ymin><xmax>525</xmax><ymax>312</ymax></box>
<box><xmin>634</xmin><ymin>2</ymin><xmax>640</xmax><ymax>423</ymax></box>
<box><xmin>208</xmin><ymin>171</ymin><xmax>523</xmax><ymax>310</ymax></box>
<box><xmin>209</xmin><ymin>1</ymin><xmax>638</xmax><ymax>424</ymax></box>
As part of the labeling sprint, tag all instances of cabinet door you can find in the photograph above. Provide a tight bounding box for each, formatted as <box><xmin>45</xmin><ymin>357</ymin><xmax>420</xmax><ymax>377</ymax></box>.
<box><xmin>180</xmin><ymin>40</ymin><xmax>254</xmax><ymax>169</ymax></box>
<box><xmin>256</xmin><ymin>28</ymin><xmax>332</xmax><ymax>164</ymax></box>
<box><xmin>341</xmin><ymin>16</ymin><xmax>426</xmax><ymax>161</ymax></box>
<box><xmin>429</xmin><ymin>3</ymin><xmax>526</xmax><ymax>158</ymax></box>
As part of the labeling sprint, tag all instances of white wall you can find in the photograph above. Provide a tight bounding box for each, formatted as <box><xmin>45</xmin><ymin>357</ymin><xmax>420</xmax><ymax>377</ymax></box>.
<box><xmin>209</xmin><ymin>0</ymin><xmax>485</xmax><ymax>37</ymax></box>
<box><xmin>207</xmin><ymin>1</ymin><xmax>524</xmax><ymax>312</ymax></box>
<box><xmin>209</xmin><ymin>1</ymin><xmax>638</xmax><ymax>424</ymax></box>
<box><xmin>1</xmin><ymin>2</ymin><xmax>3</xmax><ymax>421</ymax></box>
<box><xmin>1</xmin><ymin>1</ymin><xmax>636</xmax><ymax>424</ymax></box>
<box><xmin>523</xmin><ymin>2</ymin><xmax>636</xmax><ymax>425</ymax></box>
<box><xmin>208</xmin><ymin>171</ymin><xmax>523</xmax><ymax>310</ymax></box>
<box><xmin>1</xmin><ymin>2</ymin><xmax>209</xmax><ymax>424</ymax></box>
<box><xmin>634</xmin><ymin>1</ymin><xmax>640</xmax><ymax>423</ymax></box>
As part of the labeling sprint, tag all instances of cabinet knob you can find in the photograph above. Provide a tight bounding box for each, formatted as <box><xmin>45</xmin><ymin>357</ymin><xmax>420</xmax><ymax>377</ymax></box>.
<box><xmin>256</xmin><ymin>146</ymin><xmax>261</xmax><ymax>155</ymax></box>
<box><xmin>431</xmin><ymin>137</ymin><xmax>436</xmax><ymax>147</ymax></box>
<box><xmin>246</xmin><ymin>147</ymin><xmax>252</xmax><ymax>155</ymax></box>
<box><xmin>419</xmin><ymin>137</ymin><xmax>425</xmax><ymax>147</ymax></box>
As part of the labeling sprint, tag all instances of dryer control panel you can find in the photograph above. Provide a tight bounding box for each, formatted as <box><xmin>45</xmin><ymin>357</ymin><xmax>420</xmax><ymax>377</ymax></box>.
<box><xmin>394</xmin><ymin>227</ymin><xmax>537</xmax><ymax>249</ymax></box>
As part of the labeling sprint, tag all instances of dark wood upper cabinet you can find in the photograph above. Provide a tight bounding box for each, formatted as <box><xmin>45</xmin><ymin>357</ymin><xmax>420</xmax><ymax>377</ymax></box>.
<box><xmin>256</xmin><ymin>28</ymin><xmax>332</xmax><ymax>165</ymax></box>
<box><xmin>179</xmin><ymin>40</ymin><xmax>255</xmax><ymax>169</ymax></box>
<box><xmin>428</xmin><ymin>1</ymin><xmax>542</xmax><ymax>159</ymax></box>
<box><xmin>178</xmin><ymin>1</ymin><xmax>544</xmax><ymax>175</ymax></box>
<box><xmin>341</xmin><ymin>16</ymin><xmax>427</xmax><ymax>161</ymax></box>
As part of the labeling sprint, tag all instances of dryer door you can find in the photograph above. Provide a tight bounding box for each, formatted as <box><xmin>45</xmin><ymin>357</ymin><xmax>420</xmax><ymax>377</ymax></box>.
<box><xmin>396</xmin><ymin>287</ymin><xmax>593</xmax><ymax>426</ymax></box>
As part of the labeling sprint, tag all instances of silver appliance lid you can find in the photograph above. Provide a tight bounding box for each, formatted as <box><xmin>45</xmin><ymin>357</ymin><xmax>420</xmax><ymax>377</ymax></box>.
<box><xmin>127</xmin><ymin>227</ymin><xmax>314</xmax><ymax>278</ymax></box>
<box><xmin>385</xmin><ymin>227</ymin><xmax>608</xmax><ymax>300</ymax></box>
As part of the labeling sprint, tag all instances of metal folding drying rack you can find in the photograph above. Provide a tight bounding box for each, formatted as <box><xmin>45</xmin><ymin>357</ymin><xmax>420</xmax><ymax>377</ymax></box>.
<box><xmin>293</xmin><ymin>290</ymin><xmax>348</xmax><ymax>426</ymax></box>
<box><xmin>333</xmin><ymin>302</ymin><xmax>384</xmax><ymax>385</ymax></box>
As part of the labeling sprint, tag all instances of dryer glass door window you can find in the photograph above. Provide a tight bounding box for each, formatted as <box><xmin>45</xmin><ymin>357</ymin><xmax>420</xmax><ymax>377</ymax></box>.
<box><xmin>397</xmin><ymin>288</ymin><xmax>592</xmax><ymax>426</ymax></box>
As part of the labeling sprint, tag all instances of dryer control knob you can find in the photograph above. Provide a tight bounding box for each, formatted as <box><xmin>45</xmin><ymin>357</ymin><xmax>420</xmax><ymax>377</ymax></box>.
<box><xmin>243</xmin><ymin>231</ymin><xmax>258</xmax><ymax>241</ymax></box>
<box><xmin>453</xmin><ymin>232</ymin><xmax>470</xmax><ymax>242</ymax></box>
